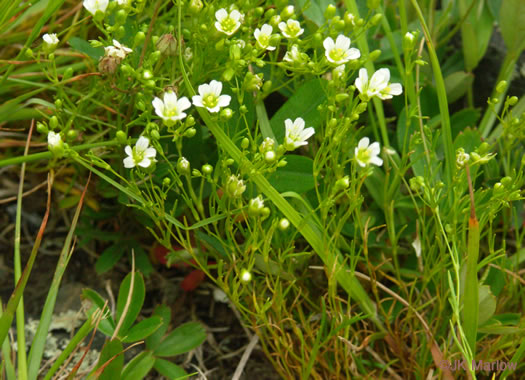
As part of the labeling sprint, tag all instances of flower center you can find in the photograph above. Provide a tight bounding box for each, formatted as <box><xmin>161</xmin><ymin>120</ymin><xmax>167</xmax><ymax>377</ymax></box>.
<box><xmin>132</xmin><ymin>147</ymin><xmax>145</xmax><ymax>163</ymax></box>
<box><xmin>202</xmin><ymin>93</ymin><xmax>218</xmax><ymax>108</ymax></box>
<box><xmin>286</xmin><ymin>24</ymin><xmax>300</xmax><ymax>37</ymax></box>
<box><xmin>357</xmin><ymin>148</ymin><xmax>371</xmax><ymax>164</ymax></box>
<box><xmin>329</xmin><ymin>48</ymin><xmax>345</xmax><ymax>62</ymax></box>
<box><xmin>258</xmin><ymin>34</ymin><xmax>270</xmax><ymax>47</ymax></box>
<box><xmin>221</xmin><ymin>17</ymin><xmax>237</xmax><ymax>34</ymax></box>
<box><xmin>164</xmin><ymin>107</ymin><xmax>179</xmax><ymax>117</ymax></box>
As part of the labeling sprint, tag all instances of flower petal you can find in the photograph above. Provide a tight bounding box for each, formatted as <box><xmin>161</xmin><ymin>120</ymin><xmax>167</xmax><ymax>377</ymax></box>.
<box><xmin>177</xmin><ymin>97</ymin><xmax>192</xmax><ymax>111</ymax></box>
<box><xmin>368</xmin><ymin>142</ymin><xmax>380</xmax><ymax>155</ymax></box>
<box><xmin>163</xmin><ymin>91</ymin><xmax>178</xmax><ymax>110</ymax></box>
<box><xmin>144</xmin><ymin>147</ymin><xmax>157</xmax><ymax>158</ymax></box>
<box><xmin>370</xmin><ymin>156</ymin><xmax>383</xmax><ymax>166</ymax></box>
<box><xmin>323</xmin><ymin>37</ymin><xmax>334</xmax><ymax>51</ymax></box>
<box><xmin>123</xmin><ymin>156</ymin><xmax>135</xmax><ymax>168</ymax></box>
<box><xmin>358</xmin><ymin>137</ymin><xmax>370</xmax><ymax>149</ymax></box>
<box><xmin>217</xmin><ymin>95</ymin><xmax>231</xmax><ymax>107</ymax></box>
<box><xmin>124</xmin><ymin>145</ymin><xmax>132</xmax><ymax>156</ymax></box>
<box><xmin>389</xmin><ymin>83</ymin><xmax>403</xmax><ymax>95</ymax></box>
<box><xmin>138</xmin><ymin>158</ymin><xmax>151</xmax><ymax>168</ymax></box>
<box><xmin>152</xmin><ymin>97</ymin><xmax>164</xmax><ymax>117</ymax></box>
<box><xmin>136</xmin><ymin>136</ymin><xmax>149</xmax><ymax>151</ymax></box>
<box><xmin>192</xmin><ymin>95</ymin><xmax>204</xmax><ymax>107</ymax></box>
<box><xmin>215</xmin><ymin>9</ymin><xmax>227</xmax><ymax>21</ymax></box>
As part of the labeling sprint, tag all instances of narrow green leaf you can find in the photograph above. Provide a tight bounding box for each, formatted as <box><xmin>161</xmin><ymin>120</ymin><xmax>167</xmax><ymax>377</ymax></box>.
<box><xmin>121</xmin><ymin>351</ymin><xmax>155</xmax><ymax>380</ymax></box>
<box><xmin>68</xmin><ymin>37</ymin><xmax>104</xmax><ymax>61</ymax></box>
<box><xmin>444</xmin><ymin>71</ymin><xmax>474</xmax><ymax>103</ymax></box>
<box><xmin>154</xmin><ymin>322</ymin><xmax>206</xmax><ymax>357</ymax></box>
<box><xmin>96</xmin><ymin>339</ymin><xmax>124</xmax><ymax>380</ymax></box>
<box><xmin>115</xmin><ymin>272</ymin><xmax>146</xmax><ymax>338</ymax></box>
<box><xmin>95</xmin><ymin>244</ymin><xmax>126</xmax><ymax>274</ymax></box>
<box><xmin>499</xmin><ymin>0</ymin><xmax>525</xmax><ymax>53</ymax></box>
<box><xmin>122</xmin><ymin>316</ymin><xmax>163</xmax><ymax>343</ymax></box>
<box><xmin>153</xmin><ymin>358</ymin><xmax>188</xmax><ymax>379</ymax></box>
<box><xmin>145</xmin><ymin>305</ymin><xmax>171</xmax><ymax>350</ymax></box>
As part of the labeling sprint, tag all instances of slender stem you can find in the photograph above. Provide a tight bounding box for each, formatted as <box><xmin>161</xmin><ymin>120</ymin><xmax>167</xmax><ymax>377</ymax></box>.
<box><xmin>409</xmin><ymin>0</ymin><xmax>455</xmax><ymax>186</ymax></box>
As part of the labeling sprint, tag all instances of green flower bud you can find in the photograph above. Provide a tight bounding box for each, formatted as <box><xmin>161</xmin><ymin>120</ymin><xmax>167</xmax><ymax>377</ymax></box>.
<box><xmin>134</xmin><ymin>31</ymin><xmax>146</xmax><ymax>47</ymax></box>
<box><xmin>356</xmin><ymin>102</ymin><xmax>368</xmax><ymax>114</ymax></box>
<box><xmin>508</xmin><ymin>96</ymin><xmax>518</xmax><ymax>106</ymax></box>
<box><xmin>116</xmin><ymin>9</ymin><xmax>127</xmax><ymax>24</ymax></box>
<box><xmin>403</xmin><ymin>32</ymin><xmax>416</xmax><ymax>51</ymax></box>
<box><xmin>241</xmin><ymin>137</ymin><xmax>250</xmax><ymax>150</ymax></box>
<box><xmin>149</xmin><ymin>50</ymin><xmax>161</xmax><ymax>64</ymax></box>
<box><xmin>501</xmin><ymin>176</ymin><xmax>512</xmax><ymax>187</ymax></box>
<box><xmin>367</xmin><ymin>0</ymin><xmax>380</xmax><ymax>10</ymax></box>
<box><xmin>54</xmin><ymin>99</ymin><xmax>62</xmax><ymax>108</ymax></box>
<box><xmin>185</xmin><ymin>115</ymin><xmax>195</xmax><ymax>127</ymax></box>
<box><xmin>239</xmin><ymin>105</ymin><xmax>248</xmax><ymax>114</ymax></box>
<box><xmin>192</xmin><ymin>169</ymin><xmax>201</xmax><ymax>177</ymax></box>
<box><xmin>222</xmin><ymin>67</ymin><xmax>235</xmax><ymax>82</ymax></box>
<box><xmin>25</xmin><ymin>48</ymin><xmax>34</xmax><ymax>58</ymax></box>
<box><xmin>281</xmin><ymin>5</ymin><xmax>295</xmax><ymax>19</ymax></box>
<box><xmin>369</xmin><ymin>49</ymin><xmax>381</xmax><ymax>61</ymax></box>
<box><xmin>63</xmin><ymin>67</ymin><xmax>73</xmax><ymax>80</ymax></box>
<box><xmin>344</xmin><ymin>12</ymin><xmax>356</xmax><ymax>28</ymax></box>
<box><xmin>248</xmin><ymin>196</ymin><xmax>265</xmax><ymax>216</ymax></box>
<box><xmin>328</xmin><ymin>118</ymin><xmax>338</xmax><ymax>129</ymax></box>
<box><xmin>202</xmin><ymin>164</ymin><xmax>213</xmax><ymax>174</ymax></box>
<box><xmin>177</xmin><ymin>157</ymin><xmax>190</xmax><ymax>174</ymax></box>
<box><xmin>409</xmin><ymin>176</ymin><xmax>425</xmax><ymax>191</ymax></box>
<box><xmin>278</xmin><ymin>218</ymin><xmax>290</xmax><ymax>230</ymax></box>
<box><xmin>49</xmin><ymin>116</ymin><xmax>58</xmax><ymax>129</ymax></box>
<box><xmin>335</xmin><ymin>93</ymin><xmax>349</xmax><ymax>103</ymax></box>
<box><xmin>150</xmin><ymin>129</ymin><xmax>160</xmax><ymax>140</ymax></box>
<box><xmin>220</xmin><ymin>108</ymin><xmax>233</xmax><ymax>121</ymax></box>
<box><xmin>36</xmin><ymin>122</ymin><xmax>48</xmax><ymax>134</ymax></box>
<box><xmin>163</xmin><ymin>177</ymin><xmax>171</xmax><ymax>186</ymax></box>
<box><xmin>116</xmin><ymin>130</ymin><xmax>127</xmax><ymax>144</ymax></box>
<box><xmin>240</xmin><ymin>269</ymin><xmax>252</xmax><ymax>283</ymax></box>
<box><xmin>334</xmin><ymin>19</ymin><xmax>346</xmax><ymax>31</ymax></box>
<box><xmin>215</xmin><ymin>38</ymin><xmax>225</xmax><ymax>51</ymax></box>
<box><xmin>370</xmin><ymin>13</ymin><xmax>383</xmax><ymax>26</ymax></box>
<box><xmin>184</xmin><ymin>128</ymin><xmax>196</xmax><ymax>138</ymax></box>
<box><xmin>324</xmin><ymin>4</ymin><xmax>337</xmax><ymax>20</ymax></box>
<box><xmin>189</xmin><ymin>0</ymin><xmax>203</xmax><ymax>14</ymax></box>
<box><xmin>496</xmin><ymin>80</ymin><xmax>507</xmax><ymax>94</ymax></box>
<box><xmin>491</xmin><ymin>97</ymin><xmax>499</xmax><ymax>104</ymax></box>
<box><xmin>66</xmin><ymin>129</ymin><xmax>78</xmax><ymax>141</ymax></box>
<box><xmin>261</xmin><ymin>207</ymin><xmax>271</xmax><ymax>218</ymax></box>
<box><xmin>264</xmin><ymin>151</ymin><xmax>276</xmax><ymax>163</ymax></box>
<box><xmin>277</xmin><ymin>159</ymin><xmax>287</xmax><ymax>167</ymax></box>
<box><xmin>225</xmin><ymin>158</ymin><xmax>235</xmax><ymax>166</ymax></box>
<box><xmin>335</xmin><ymin>176</ymin><xmax>350</xmax><ymax>190</ymax></box>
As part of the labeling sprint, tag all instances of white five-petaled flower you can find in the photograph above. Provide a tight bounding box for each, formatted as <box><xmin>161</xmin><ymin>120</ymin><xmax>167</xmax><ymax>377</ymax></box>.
<box><xmin>323</xmin><ymin>35</ymin><xmax>360</xmax><ymax>65</ymax></box>
<box><xmin>355</xmin><ymin>137</ymin><xmax>383</xmax><ymax>167</ymax></box>
<box><xmin>43</xmin><ymin>33</ymin><xmax>59</xmax><ymax>46</ymax></box>
<box><xmin>355</xmin><ymin>68</ymin><xmax>403</xmax><ymax>100</ymax></box>
<box><xmin>192</xmin><ymin>80</ymin><xmax>231</xmax><ymax>113</ymax></box>
<box><xmin>284</xmin><ymin>117</ymin><xmax>315</xmax><ymax>151</ymax></box>
<box><xmin>254</xmin><ymin>24</ymin><xmax>276</xmax><ymax>51</ymax></box>
<box><xmin>123</xmin><ymin>136</ymin><xmax>157</xmax><ymax>169</ymax></box>
<box><xmin>283</xmin><ymin>45</ymin><xmax>302</xmax><ymax>64</ymax></box>
<box><xmin>105</xmin><ymin>40</ymin><xmax>132</xmax><ymax>60</ymax></box>
<box><xmin>278</xmin><ymin>19</ymin><xmax>304</xmax><ymax>39</ymax></box>
<box><xmin>152</xmin><ymin>91</ymin><xmax>192</xmax><ymax>125</ymax></box>
<box><xmin>215</xmin><ymin>8</ymin><xmax>242</xmax><ymax>36</ymax></box>
<box><xmin>47</xmin><ymin>131</ymin><xmax>62</xmax><ymax>148</ymax></box>
<box><xmin>83</xmin><ymin>0</ymin><xmax>109</xmax><ymax>15</ymax></box>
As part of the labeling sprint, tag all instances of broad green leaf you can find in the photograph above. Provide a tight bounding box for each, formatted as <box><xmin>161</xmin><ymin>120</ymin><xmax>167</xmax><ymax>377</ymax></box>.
<box><xmin>123</xmin><ymin>316</ymin><xmax>163</xmax><ymax>343</ymax></box>
<box><xmin>115</xmin><ymin>272</ymin><xmax>146</xmax><ymax>338</ymax></box>
<box><xmin>478</xmin><ymin>284</ymin><xmax>497</xmax><ymax>326</ymax></box>
<box><xmin>268</xmin><ymin>155</ymin><xmax>314</xmax><ymax>193</ymax></box>
<box><xmin>270</xmin><ymin>79</ymin><xmax>326</xmax><ymax>143</ymax></box>
<box><xmin>69</xmin><ymin>37</ymin><xmax>104</xmax><ymax>61</ymax></box>
<box><xmin>444</xmin><ymin>71</ymin><xmax>474</xmax><ymax>103</ymax></box>
<box><xmin>154</xmin><ymin>322</ymin><xmax>206</xmax><ymax>357</ymax></box>
<box><xmin>295</xmin><ymin>0</ymin><xmax>338</xmax><ymax>26</ymax></box>
<box><xmin>450</xmin><ymin>108</ymin><xmax>481</xmax><ymax>139</ymax></box>
<box><xmin>145</xmin><ymin>305</ymin><xmax>171</xmax><ymax>349</ymax></box>
<box><xmin>121</xmin><ymin>351</ymin><xmax>155</xmax><ymax>380</ymax></box>
<box><xmin>454</xmin><ymin>128</ymin><xmax>482</xmax><ymax>153</ymax></box>
<box><xmin>499</xmin><ymin>0</ymin><xmax>525</xmax><ymax>53</ymax></box>
<box><xmin>153</xmin><ymin>358</ymin><xmax>189</xmax><ymax>379</ymax></box>
<box><xmin>95</xmin><ymin>244</ymin><xmax>126</xmax><ymax>274</ymax></box>
<box><xmin>96</xmin><ymin>339</ymin><xmax>124</xmax><ymax>380</ymax></box>
<box><xmin>132</xmin><ymin>245</ymin><xmax>154</xmax><ymax>277</ymax></box>
<box><xmin>459</xmin><ymin>0</ymin><xmax>494</xmax><ymax>71</ymax></box>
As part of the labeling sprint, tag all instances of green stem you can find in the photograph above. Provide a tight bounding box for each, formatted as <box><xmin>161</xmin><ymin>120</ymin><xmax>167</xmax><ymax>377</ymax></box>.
<box><xmin>344</xmin><ymin>0</ymin><xmax>389</xmax><ymax>147</ymax></box>
<box><xmin>479</xmin><ymin>50</ymin><xmax>522</xmax><ymax>139</ymax></box>
<box><xmin>0</xmin><ymin>139</ymin><xmax>121</xmax><ymax>168</ymax></box>
<box><xmin>409</xmin><ymin>0</ymin><xmax>455</xmax><ymax>186</ymax></box>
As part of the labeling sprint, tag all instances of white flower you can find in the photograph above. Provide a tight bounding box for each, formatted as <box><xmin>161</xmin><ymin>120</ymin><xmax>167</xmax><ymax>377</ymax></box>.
<box><xmin>47</xmin><ymin>131</ymin><xmax>62</xmax><ymax>148</ymax></box>
<box><xmin>355</xmin><ymin>68</ymin><xmax>402</xmax><ymax>100</ymax></box>
<box><xmin>355</xmin><ymin>137</ymin><xmax>383</xmax><ymax>167</ymax></box>
<box><xmin>116</xmin><ymin>0</ymin><xmax>131</xmax><ymax>6</ymax></box>
<box><xmin>105</xmin><ymin>40</ymin><xmax>132</xmax><ymax>60</ymax></box>
<box><xmin>192</xmin><ymin>80</ymin><xmax>231</xmax><ymax>113</ymax></box>
<box><xmin>213</xmin><ymin>288</ymin><xmax>229</xmax><ymax>303</ymax></box>
<box><xmin>123</xmin><ymin>136</ymin><xmax>157</xmax><ymax>169</ymax></box>
<box><xmin>43</xmin><ymin>33</ymin><xmax>59</xmax><ymax>46</ymax></box>
<box><xmin>412</xmin><ymin>236</ymin><xmax>421</xmax><ymax>258</ymax></box>
<box><xmin>278</xmin><ymin>19</ymin><xmax>304</xmax><ymax>39</ymax></box>
<box><xmin>152</xmin><ymin>91</ymin><xmax>192</xmax><ymax>124</ymax></box>
<box><xmin>184</xmin><ymin>47</ymin><xmax>193</xmax><ymax>61</ymax></box>
<box><xmin>225</xmin><ymin>175</ymin><xmax>246</xmax><ymax>198</ymax></box>
<box><xmin>323</xmin><ymin>35</ymin><xmax>360</xmax><ymax>64</ymax></box>
<box><xmin>215</xmin><ymin>8</ymin><xmax>242</xmax><ymax>36</ymax></box>
<box><xmin>254</xmin><ymin>24</ymin><xmax>276</xmax><ymax>51</ymax></box>
<box><xmin>83</xmin><ymin>0</ymin><xmax>109</xmax><ymax>15</ymax></box>
<box><xmin>249</xmin><ymin>196</ymin><xmax>264</xmax><ymax>211</ymax></box>
<box><xmin>284</xmin><ymin>117</ymin><xmax>315</xmax><ymax>151</ymax></box>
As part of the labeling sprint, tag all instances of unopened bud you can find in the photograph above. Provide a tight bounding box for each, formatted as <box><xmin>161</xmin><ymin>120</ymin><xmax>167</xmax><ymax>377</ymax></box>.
<box><xmin>156</xmin><ymin>34</ymin><xmax>178</xmax><ymax>56</ymax></box>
